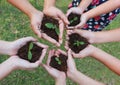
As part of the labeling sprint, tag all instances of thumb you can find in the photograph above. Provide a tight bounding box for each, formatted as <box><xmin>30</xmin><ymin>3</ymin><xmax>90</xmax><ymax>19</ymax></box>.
<box><xmin>58</xmin><ymin>12</ymin><xmax>69</xmax><ymax>25</ymax></box>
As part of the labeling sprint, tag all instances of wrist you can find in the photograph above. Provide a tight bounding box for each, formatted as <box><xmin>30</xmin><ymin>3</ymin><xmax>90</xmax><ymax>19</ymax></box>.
<box><xmin>5</xmin><ymin>57</ymin><xmax>17</xmax><ymax>71</ymax></box>
<box><xmin>55</xmin><ymin>73</ymin><xmax>66</xmax><ymax>85</ymax></box>
<box><xmin>67</xmin><ymin>69</ymin><xmax>78</xmax><ymax>79</ymax></box>
<box><xmin>82</xmin><ymin>12</ymin><xmax>90</xmax><ymax>21</ymax></box>
<box><xmin>29</xmin><ymin>9</ymin><xmax>42</xmax><ymax>19</ymax></box>
<box><xmin>90</xmin><ymin>46</ymin><xmax>99</xmax><ymax>57</ymax></box>
<box><xmin>77</xmin><ymin>7</ymin><xmax>85</xmax><ymax>14</ymax></box>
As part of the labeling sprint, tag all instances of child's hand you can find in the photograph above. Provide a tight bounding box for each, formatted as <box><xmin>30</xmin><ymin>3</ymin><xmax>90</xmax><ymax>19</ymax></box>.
<box><xmin>67</xmin><ymin>49</ymin><xmax>78</xmax><ymax>78</ymax></box>
<box><xmin>30</xmin><ymin>11</ymin><xmax>43</xmax><ymax>38</ymax></box>
<box><xmin>6</xmin><ymin>37</ymin><xmax>37</xmax><ymax>56</ymax></box>
<box><xmin>41</xmin><ymin>19</ymin><xmax>64</xmax><ymax>47</ymax></box>
<box><xmin>43</xmin><ymin>6</ymin><xmax>69</xmax><ymax>25</ymax></box>
<box><xmin>42</xmin><ymin>50</ymin><xmax>66</xmax><ymax>81</ymax></box>
<box><xmin>72</xmin><ymin>45</ymin><xmax>95</xmax><ymax>58</ymax></box>
<box><xmin>8</xmin><ymin>56</ymin><xmax>41</xmax><ymax>70</ymax></box>
<box><xmin>65</xmin><ymin>30</ymin><xmax>96</xmax><ymax>58</ymax></box>
<box><xmin>66</xmin><ymin>7</ymin><xmax>89</xmax><ymax>29</ymax></box>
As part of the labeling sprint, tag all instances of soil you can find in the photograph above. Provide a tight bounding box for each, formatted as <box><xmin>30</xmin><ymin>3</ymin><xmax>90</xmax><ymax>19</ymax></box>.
<box><xmin>49</xmin><ymin>54</ymin><xmax>68</xmax><ymax>73</ymax></box>
<box><xmin>68</xmin><ymin>33</ymin><xmax>89</xmax><ymax>53</ymax></box>
<box><xmin>68</xmin><ymin>13</ymin><xmax>81</xmax><ymax>27</ymax></box>
<box><xmin>17</xmin><ymin>42</ymin><xmax>43</xmax><ymax>63</ymax></box>
<box><xmin>41</xmin><ymin>15</ymin><xmax>59</xmax><ymax>42</ymax></box>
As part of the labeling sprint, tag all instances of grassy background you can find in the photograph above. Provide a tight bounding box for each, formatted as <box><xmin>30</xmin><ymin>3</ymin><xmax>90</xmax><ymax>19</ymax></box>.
<box><xmin>0</xmin><ymin>0</ymin><xmax>120</xmax><ymax>85</ymax></box>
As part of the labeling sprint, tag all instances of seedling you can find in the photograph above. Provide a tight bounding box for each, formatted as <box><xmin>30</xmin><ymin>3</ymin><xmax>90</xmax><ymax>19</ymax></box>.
<box><xmin>55</xmin><ymin>57</ymin><xmax>62</xmax><ymax>65</ymax></box>
<box><xmin>28</xmin><ymin>43</ymin><xmax>33</xmax><ymax>60</ymax></box>
<box><xmin>70</xmin><ymin>17</ymin><xmax>78</xmax><ymax>24</ymax></box>
<box><xmin>45</xmin><ymin>23</ymin><xmax>60</xmax><ymax>35</ymax></box>
<box><xmin>73</xmin><ymin>40</ymin><xmax>85</xmax><ymax>46</ymax></box>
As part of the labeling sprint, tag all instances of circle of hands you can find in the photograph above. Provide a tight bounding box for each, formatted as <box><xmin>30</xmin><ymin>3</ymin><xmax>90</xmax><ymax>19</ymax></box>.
<box><xmin>6</xmin><ymin>6</ymin><xmax>96</xmax><ymax>83</ymax></box>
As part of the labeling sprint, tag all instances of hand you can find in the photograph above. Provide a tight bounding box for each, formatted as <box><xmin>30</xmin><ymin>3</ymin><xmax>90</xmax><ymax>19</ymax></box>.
<box><xmin>33</xmin><ymin>42</ymin><xmax>48</xmax><ymax>64</ymax></box>
<box><xmin>66</xmin><ymin>7</ymin><xmax>89</xmax><ymax>29</ymax></box>
<box><xmin>67</xmin><ymin>49</ymin><xmax>77</xmax><ymax>77</ymax></box>
<box><xmin>72</xmin><ymin>45</ymin><xmax>95</xmax><ymax>58</ymax></box>
<box><xmin>42</xmin><ymin>50</ymin><xmax>66</xmax><ymax>80</ymax></box>
<box><xmin>43</xmin><ymin>6</ymin><xmax>69</xmax><ymax>25</ymax></box>
<box><xmin>30</xmin><ymin>11</ymin><xmax>43</xmax><ymax>38</ymax></box>
<box><xmin>65</xmin><ymin>30</ymin><xmax>95</xmax><ymax>58</ymax></box>
<box><xmin>9</xmin><ymin>37</ymin><xmax>37</xmax><ymax>56</ymax></box>
<box><xmin>8</xmin><ymin>55</ymin><xmax>41</xmax><ymax>70</ymax></box>
<box><xmin>41</xmin><ymin>19</ymin><xmax>64</xmax><ymax>47</ymax></box>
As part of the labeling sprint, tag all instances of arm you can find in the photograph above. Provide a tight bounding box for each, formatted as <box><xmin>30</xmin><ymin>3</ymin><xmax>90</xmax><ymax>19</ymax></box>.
<box><xmin>0</xmin><ymin>58</ymin><xmax>15</xmax><ymax>80</ymax></box>
<box><xmin>78</xmin><ymin>0</ymin><xmax>92</xmax><ymax>13</ymax></box>
<box><xmin>42</xmin><ymin>50</ymin><xmax>66</xmax><ymax>85</ymax></box>
<box><xmin>73</xmin><ymin>28</ymin><xmax>120</xmax><ymax>44</ymax></box>
<box><xmin>0</xmin><ymin>56</ymin><xmax>40</xmax><ymax>80</ymax></box>
<box><xmin>7</xmin><ymin>0</ymin><xmax>39</xmax><ymax>18</ymax></box>
<box><xmin>0</xmin><ymin>37</ymin><xmax>36</xmax><ymax>55</ymax></box>
<box><xmin>8</xmin><ymin>0</ymin><xmax>43</xmax><ymax>38</ymax></box>
<box><xmin>93</xmin><ymin>28</ymin><xmax>120</xmax><ymax>43</ymax></box>
<box><xmin>67</xmin><ymin>49</ymin><xmax>105</xmax><ymax>85</ymax></box>
<box><xmin>44</xmin><ymin>0</ymin><xmax>55</xmax><ymax>9</ymax></box>
<box><xmin>84</xmin><ymin>0</ymin><xmax>120</xmax><ymax>20</ymax></box>
<box><xmin>91</xmin><ymin>46</ymin><xmax>120</xmax><ymax>76</ymax></box>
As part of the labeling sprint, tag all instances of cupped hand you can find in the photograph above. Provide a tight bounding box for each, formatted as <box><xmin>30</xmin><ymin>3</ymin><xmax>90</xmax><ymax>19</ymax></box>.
<box><xmin>9</xmin><ymin>37</ymin><xmax>37</xmax><ymax>56</ymax></box>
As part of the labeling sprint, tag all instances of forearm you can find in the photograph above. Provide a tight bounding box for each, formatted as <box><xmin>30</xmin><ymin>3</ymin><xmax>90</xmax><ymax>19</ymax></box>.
<box><xmin>0</xmin><ymin>60</ymin><xmax>15</xmax><ymax>80</ymax></box>
<box><xmin>55</xmin><ymin>78</ymin><xmax>66</xmax><ymax>85</ymax></box>
<box><xmin>68</xmin><ymin>70</ymin><xmax>104</xmax><ymax>85</ymax></box>
<box><xmin>94</xmin><ymin>28</ymin><xmax>120</xmax><ymax>43</ymax></box>
<box><xmin>44</xmin><ymin>0</ymin><xmax>56</xmax><ymax>9</ymax></box>
<box><xmin>84</xmin><ymin>0</ymin><xmax>120</xmax><ymax>19</ymax></box>
<box><xmin>7</xmin><ymin>0</ymin><xmax>39</xmax><ymax>18</ymax></box>
<box><xmin>91</xmin><ymin>47</ymin><xmax>120</xmax><ymax>75</ymax></box>
<box><xmin>78</xmin><ymin>0</ymin><xmax>92</xmax><ymax>13</ymax></box>
<box><xmin>0</xmin><ymin>40</ymin><xmax>12</xmax><ymax>55</ymax></box>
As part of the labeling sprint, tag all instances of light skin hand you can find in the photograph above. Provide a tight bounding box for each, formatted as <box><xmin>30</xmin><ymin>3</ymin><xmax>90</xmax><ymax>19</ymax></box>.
<box><xmin>7</xmin><ymin>0</ymin><xmax>43</xmax><ymax>38</ymax></box>
<box><xmin>65</xmin><ymin>30</ymin><xmax>95</xmax><ymax>57</ymax></box>
<box><xmin>0</xmin><ymin>56</ymin><xmax>40</xmax><ymax>80</ymax></box>
<box><xmin>42</xmin><ymin>50</ymin><xmax>66</xmax><ymax>85</ymax></box>
<box><xmin>0</xmin><ymin>37</ymin><xmax>37</xmax><ymax>56</ymax></box>
<box><xmin>30</xmin><ymin>11</ymin><xmax>43</xmax><ymax>38</ymax></box>
<box><xmin>41</xmin><ymin>18</ymin><xmax>64</xmax><ymax>47</ymax></box>
<box><xmin>33</xmin><ymin>42</ymin><xmax>48</xmax><ymax>64</ymax></box>
<box><xmin>67</xmin><ymin>49</ymin><xmax>105</xmax><ymax>85</ymax></box>
<box><xmin>43</xmin><ymin>6</ymin><xmax>69</xmax><ymax>25</ymax></box>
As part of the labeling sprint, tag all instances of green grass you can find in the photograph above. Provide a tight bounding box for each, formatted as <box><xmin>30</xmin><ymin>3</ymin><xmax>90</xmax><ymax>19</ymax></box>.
<box><xmin>0</xmin><ymin>0</ymin><xmax>120</xmax><ymax>85</ymax></box>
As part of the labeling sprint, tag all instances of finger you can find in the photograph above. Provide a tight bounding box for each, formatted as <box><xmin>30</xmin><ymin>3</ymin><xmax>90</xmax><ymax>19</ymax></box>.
<box><xmin>34</xmin><ymin>42</ymin><xmax>48</xmax><ymax>49</ymax></box>
<box><xmin>39</xmin><ymin>49</ymin><xmax>47</xmax><ymax>64</ymax></box>
<box><xmin>59</xmin><ymin>20</ymin><xmax>64</xmax><ymax>44</ymax></box>
<box><xmin>72</xmin><ymin>52</ymin><xmax>81</xmax><ymax>58</ymax></box>
<box><xmin>58</xmin><ymin>11</ymin><xmax>69</xmax><ymax>25</ymax></box>
<box><xmin>42</xmin><ymin>64</ymin><xmax>51</xmax><ymax>72</ymax></box>
<box><xmin>28</xmin><ymin>60</ymin><xmax>40</xmax><ymax>69</ymax></box>
<box><xmin>66</xmin><ymin>9</ymin><xmax>72</xmax><ymax>17</ymax></box>
<box><xmin>42</xmin><ymin>33</ymin><xmax>60</xmax><ymax>47</ymax></box>
<box><xmin>65</xmin><ymin>41</ymin><xmax>69</xmax><ymax>50</ymax></box>
<box><xmin>66</xmin><ymin>25</ymin><xmax>75</xmax><ymax>30</ymax></box>
<box><xmin>47</xmin><ymin>50</ymin><xmax>55</xmax><ymax>65</ymax></box>
<box><xmin>14</xmin><ymin>37</ymin><xmax>37</xmax><ymax>48</ymax></box>
<box><xmin>75</xmin><ymin>21</ymin><xmax>85</xmax><ymax>29</ymax></box>
<box><xmin>31</xmin><ymin>24</ymin><xmax>42</xmax><ymax>38</ymax></box>
<box><xmin>57</xmin><ymin>49</ymin><xmax>67</xmax><ymax>56</ymax></box>
<box><xmin>66</xmin><ymin>30</ymin><xmax>73</xmax><ymax>35</ymax></box>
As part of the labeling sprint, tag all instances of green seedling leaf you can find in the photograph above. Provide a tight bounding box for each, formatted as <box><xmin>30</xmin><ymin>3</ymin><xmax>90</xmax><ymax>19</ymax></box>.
<box><xmin>45</xmin><ymin>23</ymin><xmax>54</xmax><ymax>29</ymax></box>
<box><xmin>73</xmin><ymin>40</ymin><xmax>85</xmax><ymax>47</ymax></box>
<box><xmin>55</xmin><ymin>27</ymin><xmax>60</xmax><ymax>35</ymax></box>
<box><xmin>79</xmin><ymin>41</ymin><xmax>85</xmax><ymax>45</ymax></box>
<box><xmin>70</xmin><ymin>17</ymin><xmax>78</xmax><ymax>24</ymax></box>
<box><xmin>55</xmin><ymin>57</ymin><xmax>62</xmax><ymax>65</ymax></box>
<box><xmin>28</xmin><ymin>43</ymin><xmax>33</xmax><ymax>60</ymax></box>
